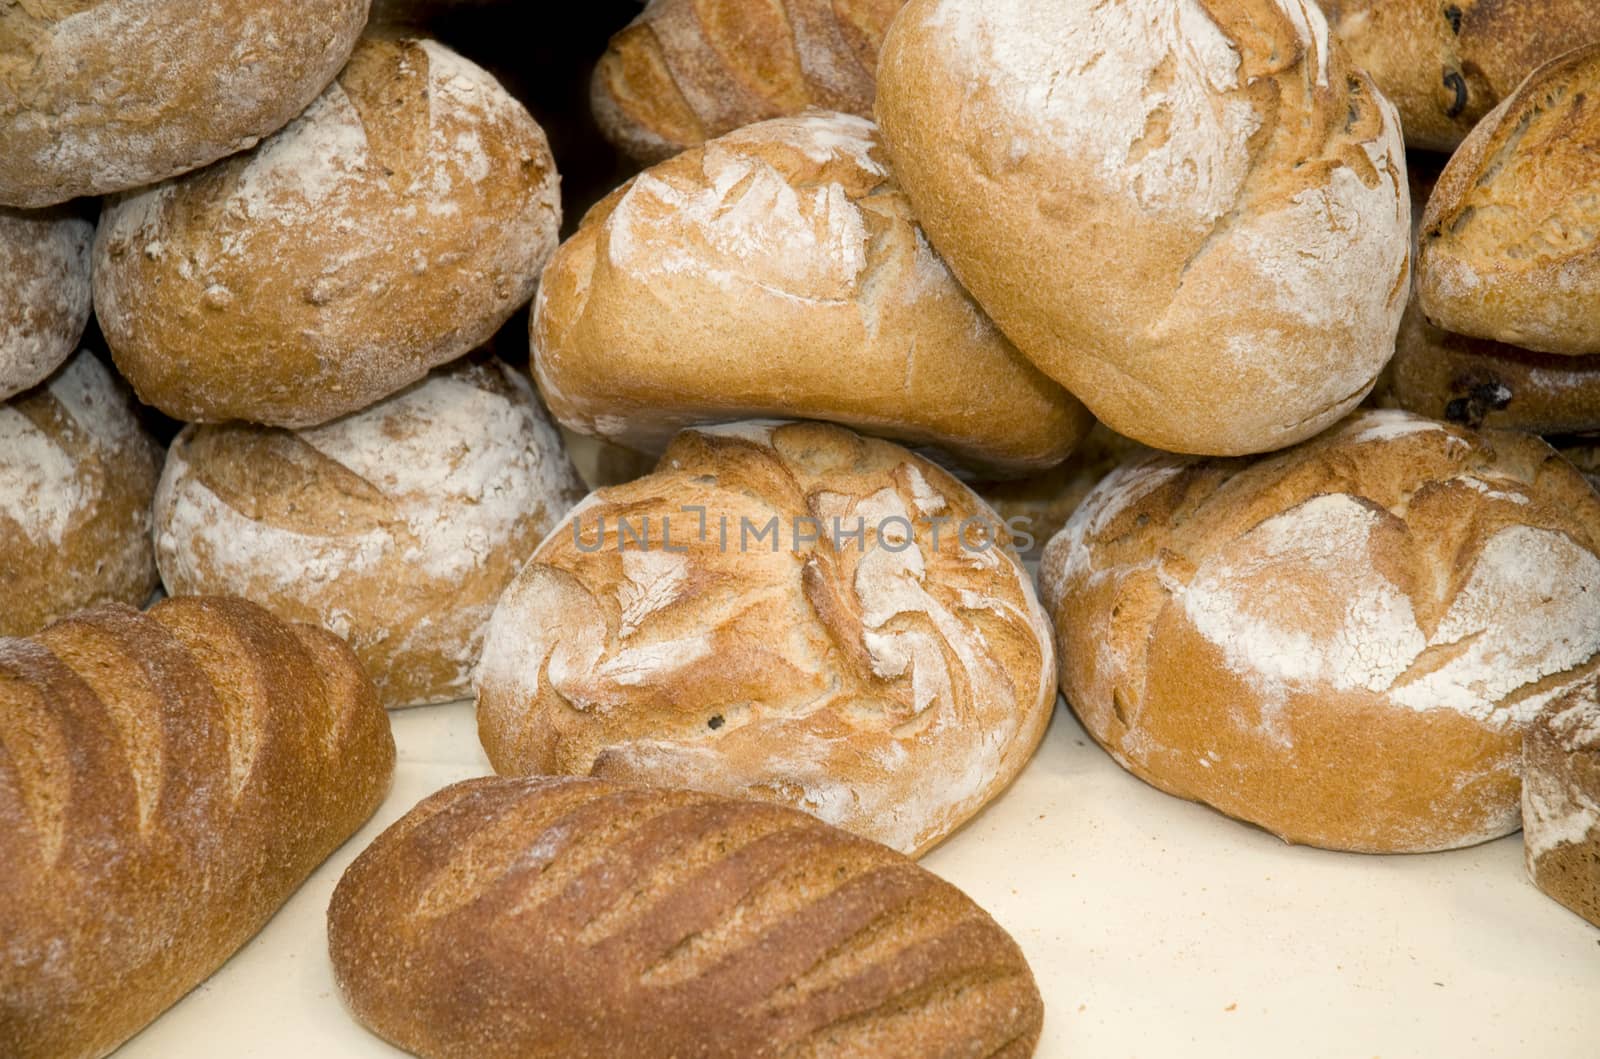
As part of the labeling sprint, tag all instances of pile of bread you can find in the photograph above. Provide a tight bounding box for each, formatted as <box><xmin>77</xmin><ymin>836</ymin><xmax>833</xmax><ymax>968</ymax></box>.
<box><xmin>3</xmin><ymin>0</ymin><xmax>1599</xmax><ymax>1055</ymax></box>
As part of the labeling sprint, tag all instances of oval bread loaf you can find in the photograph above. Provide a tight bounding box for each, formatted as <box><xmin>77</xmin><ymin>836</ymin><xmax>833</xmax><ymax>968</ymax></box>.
<box><xmin>94</xmin><ymin>35</ymin><xmax>562</xmax><ymax>428</ymax></box>
<box><xmin>1040</xmin><ymin>410</ymin><xmax>1600</xmax><ymax>853</ymax></box>
<box><xmin>0</xmin><ymin>0</ymin><xmax>369</xmax><ymax>208</ymax></box>
<box><xmin>328</xmin><ymin>776</ymin><xmax>1044</xmax><ymax>1059</ymax></box>
<box><xmin>875</xmin><ymin>0</ymin><xmax>1411</xmax><ymax>456</ymax></box>
<box><xmin>0</xmin><ymin>208</ymin><xmax>93</xmax><ymax>402</ymax></box>
<box><xmin>0</xmin><ymin>597</ymin><xmax>396</xmax><ymax>1059</ymax></box>
<box><xmin>1523</xmin><ymin>684</ymin><xmax>1600</xmax><ymax>928</ymax></box>
<box><xmin>535</xmin><ymin>111</ymin><xmax>1089</xmax><ymax>477</ymax></box>
<box><xmin>476</xmin><ymin>420</ymin><xmax>1056</xmax><ymax>857</ymax></box>
<box><xmin>0</xmin><ymin>351</ymin><xmax>161</xmax><ymax>639</ymax></box>
<box><xmin>153</xmin><ymin>359</ymin><xmax>585</xmax><ymax>709</ymax></box>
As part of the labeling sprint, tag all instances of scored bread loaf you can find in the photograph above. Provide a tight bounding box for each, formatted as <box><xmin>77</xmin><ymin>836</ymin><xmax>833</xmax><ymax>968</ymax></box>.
<box><xmin>0</xmin><ymin>208</ymin><xmax>93</xmax><ymax>402</ymax></box>
<box><xmin>1040</xmin><ymin>410</ymin><xmax>1600</xmax><ymax>853</ymax></box>
<box><xmin>1524</xmin><ymin>683</ymin><xmax>1600</xmax><ymax>928</ymax></box>
<box><xmin>592</xmin><ymin>0</ymin><xmax>905</xmax><ymax>163</ymax></box>
<box><xmin>0</xmin><ymin>0</ymin><xmax>369</xmax><ymax>208</ymax></box>
<box><xmin>1418</xmin><ymin>43</ymin><xmax>1600</xmax><ymax>357</ymax></box>
<box><xmin>476</xmin><ymin>420</ymin><xmax>1056</xmax><ymax>857</ymax></box>
<box><xmin>534</xmin><ymin>111</ymin><xmax>1090</xmax><ymax>477</ymax></box>
<box><xmin>875</xmin><ymin>0</ymin><xmax>1411</xmax><ymax>457</ymax></box>
<box><xmin>153</xmin><ymin>359</ymin><xmax>585</xmax><ymax>708</ymax></box>
<box><xmin>93</xmin><ymin>35</ymin><xmax>562</xmax><ymax>428</ymax></box>
<box><xmin>0</xmin><ymin>596</ymin><xmax>395</xmax><ymax>1059</ymax></box>
<box><xmin>0</xmin><ymin>352</ymin><xmax>161</xmax><ymax>639</ymax></box>
<box><xmin>328</xmin><ymin>776</ymin><xmax>1044</xmax><ymax>1059</ymax></box>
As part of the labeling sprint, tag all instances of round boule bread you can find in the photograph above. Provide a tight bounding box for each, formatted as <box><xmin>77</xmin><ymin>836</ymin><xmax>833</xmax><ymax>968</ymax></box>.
<box><xmin>1040</xmin><ymin>410</ymin><xmax>1600</xmax><ymax>854</ymax></box>
<box><xmin>0</xmin><ymin>351</ymin><xmax>161</xmax><ymax>639</ymax></box>
<box><xmin>0</xmin><ymin>0</ymin><xmax>369</xmax><ymax>208</ymax></box>
<box><xmin>534</xmin><ymin>111</ymin><xmax>1090</xmax><ymax>477</ymax></box>
<box><xmin>152</xmin><ymin>359</ymin><xmax>584</xmax><ymax>709</ymax></box>
<box><xmin>476</xmin><ymin>420</ymin><xmax>1056</xmax><ymax>857</ymax></box>
<box><xmin>1523</xmin><ymin>683</ymin><xmax>1600</xmax><ymax>928</ymax></box>
<box><xmin>1417</xmin><ymin>43</ymin><xmax>1600</xmax><ymax>357</ymax></box>
<box><xmin>93</xmin><ymin>35</ymin><xmax>562</xmax><ymax>429</ymax></box>
<box><xmin>875</xmin><ymin>0</ymin><xmax>1411</xmax><ymax>457</ymax></box>
<box><xmin>0</xmin><ymin>207</ymin><xmax>93</xmax><ymax>403</ymax></box>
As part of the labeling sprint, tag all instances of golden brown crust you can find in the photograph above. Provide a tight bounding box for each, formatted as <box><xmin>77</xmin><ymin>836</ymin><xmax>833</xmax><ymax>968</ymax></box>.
<box><xmin>328</xmin><ymin>776</ymin><xmax>1043</xmax><ymax>1059</ymax></box>
<box><xmin>0</xmin><ymin>596</ymin><xmax>394</xmax><ymax>1059</ymax></box>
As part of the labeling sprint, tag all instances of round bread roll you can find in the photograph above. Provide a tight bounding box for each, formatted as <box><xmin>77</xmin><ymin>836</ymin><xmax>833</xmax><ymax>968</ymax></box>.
<box><xmin>153</xmin><ymin>358</ymin><xmax>584</xmax><ymax>709</ymax></box>
<box><xmin>534</xmin><ymin>111</ymin><xmax>1090</xmax><ymax>477</ymax></box>
<box><xmin>0</xmin><ymin>351</ymin><xmax>162</xmax><ymax>638</ymax></box>
<box><xmin>875</xmin><ymin>0</ymin><xmax>1411</xmax><ymax>457</ymax></box>
<box><xmin>1418</xmin><ymin>44</ymin><xmax>1600</xmax><ymax>357</ymax></box>
<box><xmin>93</xmin><ymin>36</ymin><xmax>562</xmax><ymax>429</ymax></box>
<box><xmin>476</xmin><ymin>420</ymin><xmax>1056</xmax><ymax>857</ymax></box>
<box><xmin>0</xmin><ymin>0</ymin><xmax>368</xmax><ymax>208</ymax></box>
<box><xmin>1040</xmin><ymin>409</ymin><xmax>1600</xmax><ymax>853</ymax></box>
<box><xmin>0</xmin><ymin>207</ymin><xmax>93</xmax><ymax>402</ymax></box>
<box><xmin>1318</xmin><ymin>0</ymin><xmax>1599</xmax><ymax>152</ymax></box>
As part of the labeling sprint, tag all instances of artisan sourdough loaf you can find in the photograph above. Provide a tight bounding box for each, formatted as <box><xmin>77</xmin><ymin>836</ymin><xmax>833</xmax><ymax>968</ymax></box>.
<box><xmin>1418</xmin><ymin>44</ymin><xmax>1600</xmax><ymax>357</ymax></box>
<box><xmin>476</xmin><ymin>421</ymin><xmax>1056</xmax><ymax>857</ymax></box>
<box><xmin>875</xmin><ymin>0</ymin><xmax>1411</xmax><ymax>456</ymax></box>
<box><xmin>1524</xmin><ymin>683</ymin><xmax>1600</xmax><ymax>928</ymax></box>
<box><xmin>0</xmin><ymin>352</ymin><xmax>161</xmax><ymax>639</ymax></box>
<box><xmin>0</xmin><ymin>0</ymin><xmax>369</xmax><ymax>208</ymax></box>
<box><xmin>153</xmin><ymin>359</ymin><xmax>584</xmax><ymax>708</ymax></box>
<box><xmin>0</xmin><ymin>208</ymin><xmax>93</xmax><ymax>402</ymax></box>
<box><xmin>1040</xmin><ymin>410</ymin><xmax>1600</xmax><ymax>853</ymax></box>
<box><xmin>328</xmin><ymin>776</ymin><xmax>1044</xmax><ymax>1059</ymax></box>
<box><xmin>94</xmin><ymin>35</ymin><xmax>562</xmax><ymax>428</ymax></box>
<box><xmin>592</xmin><ymin>0</ymin><xmax>904</xmax><ymax>162</ymax></box>
<box><xmin>0</xmin><ymin>597</ymin><xmax>395</xmax><ymax>1059</ymax></box>
<box><xmin>534</xmin><ymin>111</ymin><xmax>1089</xmax><ymax>476</ymax></box>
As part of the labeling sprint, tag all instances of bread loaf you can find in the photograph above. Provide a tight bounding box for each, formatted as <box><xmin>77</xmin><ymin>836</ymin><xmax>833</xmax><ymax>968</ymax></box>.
<box><xmin>328</xmin><ymin>776</ymin><xmax>1044</xmax><ymax>1059</ymax></box>
<box><xmin>875</xmin><ymin>0</ymin><xmax>1411</xmax><ymax>457</ymax></box>
<box><xmin>153</xmin><ymin>359</ymin><xmax>584</xmax><ymax>708</ymax></box>
<box><xmin>1318</xmin><ymin>0</ymin><xmax>1600</xmax><ymax>151</ymax></box>
<box><xmin>1418</xmin><ymin>44</ymin><xmax>1600</xmax><ymax>357</ymax></box>
<box><xmin>1040</xmin><ymin>409</ymin><xmax>1600</xmax><ymax>853</ymax></box>
<box><xmin>534</xmin><ymin>111</ymin><xmax>1090</xmax><ymax>477</ymax></box>
<box><xmin>592</xmin><ymin>0</ymin><xmax>904</xmax><ymax>163</ymax></box>
<box><xmin>93</xmin><ymin>35</ymin><xmax>562</xmax><ymax>428</ymax></box>
<box><xmin>476</xmin><ymin>420</ymin><xmax>1056</xmax><ymax>857</ymax></box>
<box><xmin>0</xmin><ymin>0</ymin><xmax>369</xmax><ymax>208</ymax></box>
<box><xmin>0</xmin><ymin>596</ymin><xmax>395</xmax><ymax>1059</ymax></box>
<box><xmin>1524</xmin><ymin>683</ymin><xmax>1600</xmax><ymax>928</ymax></box>
<box><xmin>0</xmin><ymin>208</ymin><xmax>93</xmax><ymax>402</ymax></box>
<box><xmin>1</xmin><ymin>352</ymin><xmax>161</xmax><ymax>639</ymax></box>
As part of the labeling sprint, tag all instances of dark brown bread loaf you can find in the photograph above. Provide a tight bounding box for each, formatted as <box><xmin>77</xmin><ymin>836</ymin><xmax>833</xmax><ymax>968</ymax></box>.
<box><xmin>0</xmin><ymin>597</ymin><xmax>396</xmax><ymax>1059</ymax></box>
<box><xmin>329</xmin><ymin>776</ymin><xmax>1043</xmax><ymax>1059</ymax></box>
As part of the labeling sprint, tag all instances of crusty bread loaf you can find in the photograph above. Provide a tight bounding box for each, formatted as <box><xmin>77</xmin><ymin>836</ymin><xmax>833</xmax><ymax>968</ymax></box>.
<box><xmin>1317</xmin><ymin>0</ymin><xmax>1600</xmax><ymax>151</ymax></box>
<box><xmin>535</xmin><ymin>111</ymin><xmax>1090</xmax><ymax>477</ymax></box>
<box><xmin>153</xmin><ymin>359</ymin><xmax>584</xmax><ymax>708</ymax></box>
<box><xmin>329</xmin><ymin>776</ymin><xmax>1044</xmax><ymax>1059</ymax></box>
<box><xmin>0</xmin><ymin>596</ymin><xmax>395</xmax><ymax>1059</ymax></box>
<box><xmin>0</xmin><ymin>352</ymin><xmax>161</xmax><ymax>639</ymax></box>
<box><xmin>1524</xmin><ymin>683</ymin><xmax>1600</xmax><ymax>928</ymax></box>
<box><xmin>875</xmin><ymin>0</ymin><xmax>1411</xmax><ymax>457</ymax></box>
<box><xmin>0</xmin><ymin>0</ymin><xmax>369</xmax><ymax>208</ymax></box>
<box><xmin>93</xmin><ymin>35</ymin><xmax>561</xmax><ymax>428</ymax></box>
<box><xmin>0</xmin><ymin>208</ymin><xmax>93</xmax><ymax>402</ymax></box>
<box><xmin>1040</xmin><ymin>409</ymin><xmax>1600</xmax><ymax>853</ymax></box>
<box><xmin>592</xmin><ymin>0</ymin><xmax>904</xmax><ymax>163</ymax></box>
<box><xmin>476</xmin><ymin>420</ymin><xmax>1056</xmax><ymax>857</ymax></box>
<box><xmin>1418</xmin><ymin>44</ymin><xmax>1600</xmax><ymax>357</ymax></box>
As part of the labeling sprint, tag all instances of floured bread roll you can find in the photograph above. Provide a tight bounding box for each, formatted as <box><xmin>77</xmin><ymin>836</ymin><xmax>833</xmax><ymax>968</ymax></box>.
<box><xmin>1524</xmin><ymin>684</ymin><xmax>1600</xmax><ymax>928</ymax></box>
<box><xmin>876</xmin><ymin>0</ymin><xmax>1411</xmax><ymax>456</ymax></box>
<box><xmin>94</xmin><ymin>36</ymin><xmax>562</xmax><ymax>428</ymax></box>
<box><xmin>535</xmin><ymin>112</ymin><xmax>1089</xmax><ymax>477</ymax></box>
<box><xmin>0</xmin><ymin>352</ymin><xmax>162</xmax><ymax>638</ymax></box>
<box><xmin>1040</xmin><ymin>409</ymin><xmax>1600</xmax><ymax>853</ymax></box>
<box><xmin>1</xmin><ymin>208</ymin><xmax>93</xmax><ymax>402</ymax></box>
<box><xmin>153</xmin><ymin>359</ymin><xmax>584</xmax><ymax>708</ymax></box>
<box><xmin>476</xmin><ymin>420</ymin><xmax>1056</xmax><ymax>857</ymax></box>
